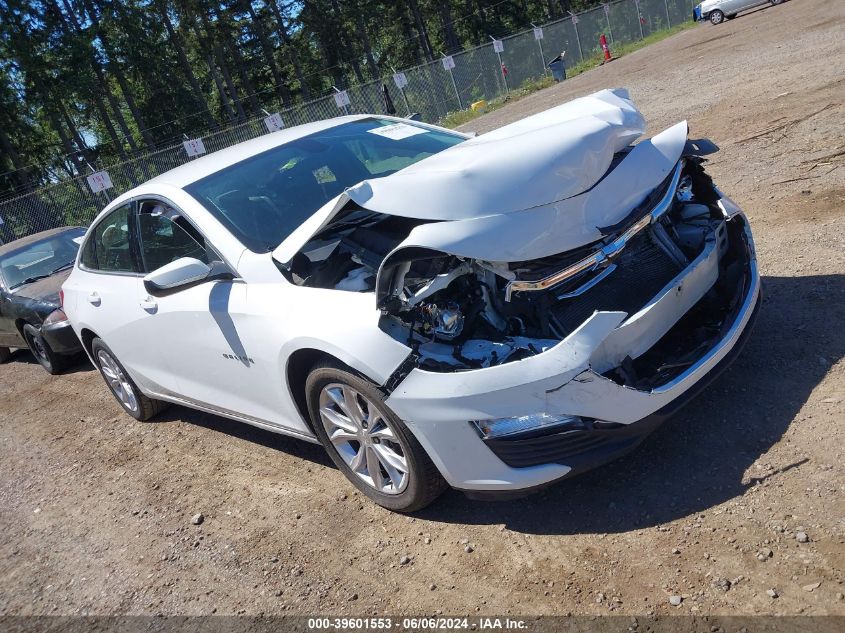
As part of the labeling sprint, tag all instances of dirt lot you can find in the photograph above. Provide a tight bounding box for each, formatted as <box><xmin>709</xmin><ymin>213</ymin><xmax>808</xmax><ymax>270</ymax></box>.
<box><xmin>1</xmin><ymin>0</ymin><xmax>843</xmax><ymax>618</ymax></box>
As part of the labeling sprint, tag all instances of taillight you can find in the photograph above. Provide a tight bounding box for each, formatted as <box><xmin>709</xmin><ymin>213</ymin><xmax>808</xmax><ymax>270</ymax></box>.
<box><xmin>60</xmin><ymin>289</ymin><xmax>64</xmax><ymax>308</ymax></box>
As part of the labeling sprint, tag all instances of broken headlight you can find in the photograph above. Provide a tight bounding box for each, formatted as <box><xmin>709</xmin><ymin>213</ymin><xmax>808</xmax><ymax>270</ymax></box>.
<box><xmin>472</xmin><ymin>413</ymin><xmax>584</xmax><ymax>439</ymax></box>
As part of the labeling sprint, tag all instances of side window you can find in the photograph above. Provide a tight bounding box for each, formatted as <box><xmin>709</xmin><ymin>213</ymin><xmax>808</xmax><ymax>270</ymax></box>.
<box><xmin>137</xmin><ymin>201</ymin><xmax>209</xmax><ymax>273</ymax></box>
<box><xmin>83</xmin><ymin>204</ymin><xmax>136</xmax><ymax>272</ymax></box>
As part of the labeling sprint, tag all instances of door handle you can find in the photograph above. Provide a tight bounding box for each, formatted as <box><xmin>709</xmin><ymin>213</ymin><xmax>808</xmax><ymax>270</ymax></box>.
<box><xmin>140</xmin><ymin>297</ymin><xmax>158</xmax><ymax>312</ymax></box>
<box><xmin>87</xmin><ymin>292</ymin><xmax>101</xmax><ymax>306</ymax></box>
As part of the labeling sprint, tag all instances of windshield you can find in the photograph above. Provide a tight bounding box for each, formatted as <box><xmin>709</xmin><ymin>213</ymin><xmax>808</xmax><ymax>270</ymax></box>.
<box><xmin>0</xmin><ymin>228</ymin><xmax>85</xmax><ymax>290</ymax></box>
<box><xmin>184</xmin><ymin>118</ymin><xmax>466</xmax><ymax>252</ymax></box>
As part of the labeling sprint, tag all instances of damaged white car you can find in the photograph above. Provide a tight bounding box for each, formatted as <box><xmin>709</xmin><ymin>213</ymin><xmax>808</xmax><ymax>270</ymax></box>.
<box><xmin>62</xmin><ymin>89</ymin><xmax>760</xmax><ymax>511</ymax></box>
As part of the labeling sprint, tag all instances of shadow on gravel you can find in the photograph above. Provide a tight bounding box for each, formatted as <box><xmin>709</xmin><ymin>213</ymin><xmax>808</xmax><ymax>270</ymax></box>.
<box><xmin>153</xmin><ymin>405</ymin><xmax>333</xmax><ymax>468</ymax></box>
<box><xmin>8</xmin><ymin>349</ymin><xmax>93</xmax><ymax>374</ymax></box>
<box><xmin>416</xmin><ymin>274</ymin><xmax>845</xmax><ymax>534</ymax></box>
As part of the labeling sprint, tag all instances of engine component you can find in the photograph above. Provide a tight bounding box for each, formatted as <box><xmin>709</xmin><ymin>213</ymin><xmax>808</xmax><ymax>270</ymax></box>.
<box><xmin>422</xmin><ymin>302</ymin><xmax>465</xmax><ymax>340</ymax></box>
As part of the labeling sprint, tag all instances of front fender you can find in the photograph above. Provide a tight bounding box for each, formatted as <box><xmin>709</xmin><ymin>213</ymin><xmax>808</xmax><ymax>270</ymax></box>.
<box><xmin>275</xmin><ymin>289</ymin><xmax>411</xmax><ymax>387</ymax></box>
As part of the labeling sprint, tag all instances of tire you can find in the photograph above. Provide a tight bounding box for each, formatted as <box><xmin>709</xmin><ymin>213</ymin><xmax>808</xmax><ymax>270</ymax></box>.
<box><xmin>91</xmin><ymin>337</ymin><xmax>168</xmax><ymax>421</ymax></box>
<box><xmin>23</xmin><ymin>323</ymin><xmax>69</xmax><ymax>375</ymax></box>
<box><xmin>0</xmin><ymin>347</ymin><xmax>11</xmax><ymax>363</ymax></box>
<box><xmin>710</xmin><ymin>9</ymin><xmax>725</xmax><ymax>24</ymax></box>
<box><xmin>305</xmin><ymin>362</ymin><xmax>447</xmax><ymax>512</ymax></box>
<box><xmin>770</xmin><ymin>0</ymin><xmax>783</xmax><ymax>4</ymax></box>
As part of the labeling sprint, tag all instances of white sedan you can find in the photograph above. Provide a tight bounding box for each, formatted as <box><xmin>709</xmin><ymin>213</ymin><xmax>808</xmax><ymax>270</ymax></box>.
<box><xmin>62</xmin><ymin>89</ymin><xmax>760</xmax><ymax>511</ymax></box>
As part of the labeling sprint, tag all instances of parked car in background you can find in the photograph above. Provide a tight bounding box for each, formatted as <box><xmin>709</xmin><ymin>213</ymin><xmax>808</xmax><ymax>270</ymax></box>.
<box><xmin>0</xmin><ymin>227</ymin><xmax>85</xmax><ymax>373</ymax></box>
<box><xmin>694</xmin><ymin>0</ymin><xmax>783</xmax><ymax>24</ymax></box>
<box><xmin>63</xmin><ymin>90</ymin><xmax>759</xmax><ymax>511</ymax></box>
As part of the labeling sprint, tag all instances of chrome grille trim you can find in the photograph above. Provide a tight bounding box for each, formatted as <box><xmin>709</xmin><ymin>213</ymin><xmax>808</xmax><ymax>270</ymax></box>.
<box><xmin>504</xmin><ymin>160</ymin><xmax>684</xmax><ymax>301</ymax></box>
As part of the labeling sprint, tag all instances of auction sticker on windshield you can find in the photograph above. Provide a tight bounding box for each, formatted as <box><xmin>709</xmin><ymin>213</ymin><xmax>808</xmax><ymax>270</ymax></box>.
<box><xmin>367</xmin><ymin>123</ymin><xmax>428</xmax><ymax>141</ymax></box>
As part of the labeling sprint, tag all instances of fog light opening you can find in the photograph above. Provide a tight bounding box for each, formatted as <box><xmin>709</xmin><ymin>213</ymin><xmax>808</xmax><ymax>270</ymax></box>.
<box><xmin>471</xmin><ymin>413</ymin><xmax>584</xmax><ymax>440</ymax></box>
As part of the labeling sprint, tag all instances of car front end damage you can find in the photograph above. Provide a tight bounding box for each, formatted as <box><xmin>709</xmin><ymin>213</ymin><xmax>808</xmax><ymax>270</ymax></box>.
<box><xmin>278</xmin><ymin>89</ymin><xmax>760</xmax><ymax>494</ymax></box>
<box><xmin>374</xmin><ymin>157</ymin><xmax>759</xmax><ymax>493</ymax></box>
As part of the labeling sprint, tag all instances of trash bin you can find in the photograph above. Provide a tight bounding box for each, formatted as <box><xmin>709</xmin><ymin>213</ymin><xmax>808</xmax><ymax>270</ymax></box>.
<box><xmin>548</xmin><ymin>55</ymin><xmax>566</xmax><ymax>82</ymax></box>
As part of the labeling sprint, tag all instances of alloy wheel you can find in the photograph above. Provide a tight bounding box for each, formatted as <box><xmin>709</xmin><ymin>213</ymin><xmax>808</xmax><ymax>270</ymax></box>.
<box><xmin>318</xmin><ymin>383</ymin><xmax>409</xmax><ymax>495</ymax></box>
<box><xmin>97</xmin><ymin>349</ymin><xmax>139</xmax><ymax>413</ymax></box>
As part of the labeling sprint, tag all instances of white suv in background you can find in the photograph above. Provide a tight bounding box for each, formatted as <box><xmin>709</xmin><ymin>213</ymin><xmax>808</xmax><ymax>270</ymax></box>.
<box><xmin>63</xmin><ymin>90</ymin><xmax>759</xmax><ymax>511</ymax></box>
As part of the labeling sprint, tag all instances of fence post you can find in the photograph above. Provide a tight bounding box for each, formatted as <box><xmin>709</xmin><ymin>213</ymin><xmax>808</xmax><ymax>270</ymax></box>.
<box><xmin>391</xmin><ymin>67</ymin><xmax>412</xmax><ymax>116</ymax></box>
<box><xmin>570</xmin><ymin>13</ymin><xmax>584</xmax><ymax>61</ymax></box>
<box><xmin>449</xmin><ymin>68</ymin><xmax>462</xmax><ymax>109</ymax></box>
<box><xmin>532</xmin><ymin>24</ymin><xmax>546</xmax><ymax>75</ymax></box>
<box><xmin>664</xmin><ymin>0</ymin><xmax>672</xmax><ymax>28</ymax></box>
<box><xmin>489</xmin><ymin>37</ymin><xmax>509</xmax><ymax>95</ymax></box>
<box><xmin>603</xmin><ymin>4</ymin><xmax>614</xmax><ymax>44</ymax></box>
<box><xmin>399</xmin><ymin>85</ymin><xmax>411</xmax><ymax>116</ymax></box>
<box><xmin>635</xmin><ymin>0</ymin><xmax>645</xmax><ymax>39</ymax></box>
<box><xmin>441</xmin><ymin>56</ymin><xmax>462</xmax><ymax>110</ymax></box>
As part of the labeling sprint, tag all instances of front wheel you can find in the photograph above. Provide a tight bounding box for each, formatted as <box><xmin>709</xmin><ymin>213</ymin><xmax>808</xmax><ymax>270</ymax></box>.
<box><xmin>306</xmin><ymin>362</ymin><xmax>447</xmax><ymax>512</ymax></box>
<box><xmin>23</xmin><ymin>323</ymin><xmax>68</xmax><ymax>375</ymax></box>
<box><xmin>710</xmin><ymin>9</ymin><xmax>725</xmax><ymax>24</ymax></box>
<box><xmin>770</xmin><ymin>0</ymin><xmax>783</xmax><ymax>4</ymax></box>
<box><xmin>91</xmin><ymin>337</ymin><xmax>168</xmax><ymax>421</ymax></box>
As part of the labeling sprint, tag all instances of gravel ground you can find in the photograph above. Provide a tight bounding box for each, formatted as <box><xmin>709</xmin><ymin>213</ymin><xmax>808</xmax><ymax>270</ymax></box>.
<box><xmin>1</xmin><ymin>0</ymin><xmax>843</xmax><ymax>617</ymax></box>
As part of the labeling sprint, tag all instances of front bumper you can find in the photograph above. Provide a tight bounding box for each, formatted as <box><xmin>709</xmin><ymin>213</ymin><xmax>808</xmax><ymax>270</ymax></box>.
<box><xmin>479</xmin><ymin>292</ymin><xmax>759</xmax><ymax>493</ymax></box>
<box><xmin>385</xmin><ymin>216</ymin><xmax>759</xmax><ymax>492</ymax></box>
<box><xmin>41</xmin><ymin>315</ymin><xmax>83</xmax><ymax>355</ymax></box>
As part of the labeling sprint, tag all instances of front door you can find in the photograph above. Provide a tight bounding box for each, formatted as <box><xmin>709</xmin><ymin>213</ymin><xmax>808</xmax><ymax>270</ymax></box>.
<box><xmin>132</xmin><ymin>199</ymin><xmax>283</xmax><ymax>424</ymax></box>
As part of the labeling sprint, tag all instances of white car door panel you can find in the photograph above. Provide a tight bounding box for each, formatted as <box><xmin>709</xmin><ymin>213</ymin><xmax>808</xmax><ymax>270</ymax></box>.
<box><xmin>139</xmin><ymin>279</ymin><xmax>282</xmax><ymax>422</ymax></box>
<box><xmin>70</xmin><ymin>203</ymin><xmax>172</xmax><ymax>394</ymax></box>
<box><xmin>133</xmin><ymin>199</ymin><xmax>304</xmax><ymax>430</ymax></box>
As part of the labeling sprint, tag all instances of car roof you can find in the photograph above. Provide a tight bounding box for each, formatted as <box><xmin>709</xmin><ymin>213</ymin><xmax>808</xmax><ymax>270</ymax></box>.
<box><xmin>146</xmin><ymin>115</ymin><xmax>372</xmax><ymax>189</ymax></box>
<box><xmin>0</xmin><ymin>226</ymin><xmax>83</xmax><ymax>257</ymax></box>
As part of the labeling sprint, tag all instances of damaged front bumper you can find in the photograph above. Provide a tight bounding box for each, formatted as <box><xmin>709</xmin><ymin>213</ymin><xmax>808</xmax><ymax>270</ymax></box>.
<box><xmin>384</xmin><ymin>214</ymin><xmax>759</xmax><ymax>493</ymax></box>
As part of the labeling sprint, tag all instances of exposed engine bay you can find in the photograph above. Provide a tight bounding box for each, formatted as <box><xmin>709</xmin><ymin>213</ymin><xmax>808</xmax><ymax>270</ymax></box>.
<box><xmin>284</xmin><ymin>154</ymin><xmax>752</xmax><ymax>383</ymax></box>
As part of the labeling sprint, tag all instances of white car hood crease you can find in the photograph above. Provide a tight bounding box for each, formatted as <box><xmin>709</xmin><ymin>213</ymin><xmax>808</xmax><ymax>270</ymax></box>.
<box><xmin>273</xmin><ymin>88</ymin><xmax>688</xmax><ymax>265</ymax></box>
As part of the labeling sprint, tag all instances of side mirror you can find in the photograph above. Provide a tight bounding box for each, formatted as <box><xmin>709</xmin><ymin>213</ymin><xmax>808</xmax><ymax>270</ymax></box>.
<box><xmin>143</xmin><ymin>257</ymin><xmax>233</xmax><ymax>295</ymax></box>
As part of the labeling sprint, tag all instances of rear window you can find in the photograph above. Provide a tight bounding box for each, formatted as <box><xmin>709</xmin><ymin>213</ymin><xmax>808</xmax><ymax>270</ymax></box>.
<box><xmin>184</xmin><ymin>119</ymin><xmax>465</xmax><ymax>253</ymax></box>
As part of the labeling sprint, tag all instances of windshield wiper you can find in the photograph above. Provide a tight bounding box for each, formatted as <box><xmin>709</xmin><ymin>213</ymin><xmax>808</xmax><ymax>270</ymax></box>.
<box><xmin>10</xmin><ymin>262</ymin><xmax>74</xmax><ymax>289</ymax></box>
<box><xmin>11</xmin><ymin>274</ymin><xmax>52</xmax><ymax>289</ymax></box>
<box><xmin>48</xmin><ymin>262</ymin><xmax>74</xmax><ymax>274</ymax></box>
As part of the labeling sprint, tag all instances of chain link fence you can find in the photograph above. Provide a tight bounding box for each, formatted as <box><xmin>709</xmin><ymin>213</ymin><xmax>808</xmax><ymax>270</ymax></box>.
<box><xmin>0</xmin><ymin>0</ymin><xmax>698</xmax><ymax>244</ymax></box>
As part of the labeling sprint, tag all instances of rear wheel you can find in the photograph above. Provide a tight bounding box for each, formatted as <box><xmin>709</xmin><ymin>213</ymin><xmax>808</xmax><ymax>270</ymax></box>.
<box><xmin>306</xmin><ymin>362</ymin><xmax>447</xmax><ymax>512</ymax></box>
<box><xmin>710</xmin><ymin>9</ymin><xmax>725</xmax><ymax>24</ymax></box>
<box><xmin>770</xmin><ymin>0</ymin><xmax>783</xmax><ymax>4</ymax></box>
<box><xmin>91</xmin><ymin>337</ymin><xmax>167</xmax><ymax>421</ymax></box>
<box><xmin>0</xmin><ymin>346</ymin><xmax>10</xmax><ymax>363</ymax></box>
<box><xmin>23</xmin><ymin>323</ymin><xmax>68</xmax><ymax>375</ymax></box>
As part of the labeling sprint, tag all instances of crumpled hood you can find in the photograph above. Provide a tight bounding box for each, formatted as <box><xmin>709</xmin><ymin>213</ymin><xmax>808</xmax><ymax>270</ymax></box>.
<box><xmin>345</xmin><ymin>88</ymin><xmax>645</xmax><ymax>219</ymax></box>
<box><xmin>274</xmin><ymin>88</ymin><xmax>687</xmax><ymax>265</ymax></box>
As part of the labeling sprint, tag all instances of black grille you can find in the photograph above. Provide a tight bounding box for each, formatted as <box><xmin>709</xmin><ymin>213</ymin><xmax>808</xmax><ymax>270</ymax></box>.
<box><xmin>484</xmin><ymin>419</ymin><xmax>662</xmax><ymax>469</ymax></box>
<box><xmin>549</xmin><ymin>232</ymin><xmax>680</xmax><ymax>337</ymax></box>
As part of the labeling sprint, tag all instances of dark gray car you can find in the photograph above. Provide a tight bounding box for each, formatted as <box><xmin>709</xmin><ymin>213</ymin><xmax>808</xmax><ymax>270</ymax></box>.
<box><xmin>0</xmin><ymin>227</ymin><xmax>85</xmax><ymax>374</ymax></box>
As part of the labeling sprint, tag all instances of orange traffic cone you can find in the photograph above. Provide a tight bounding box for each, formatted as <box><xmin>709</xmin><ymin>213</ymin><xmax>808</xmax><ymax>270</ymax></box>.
<box><xmin>600</xmin><ymin>33</ymin><xmax>614</xmax><ymax>63</ymax></box>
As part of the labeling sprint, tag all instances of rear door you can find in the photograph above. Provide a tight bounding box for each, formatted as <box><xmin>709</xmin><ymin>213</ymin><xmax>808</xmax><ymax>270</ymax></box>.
<box><xmin>72</xmin><ymin>203</ymin><xmax>171</xmax><ymax>393</ymax></box>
